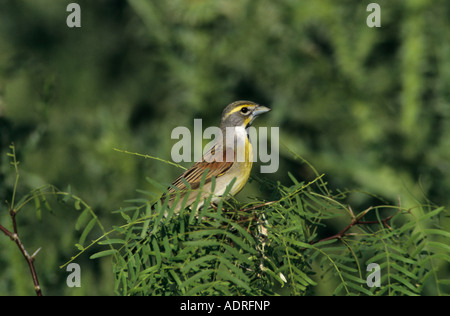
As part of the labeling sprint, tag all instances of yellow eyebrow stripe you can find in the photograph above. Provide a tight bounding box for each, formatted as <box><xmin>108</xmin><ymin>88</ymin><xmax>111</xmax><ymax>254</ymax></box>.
<box><xmin>223</xmin><ymin>105</ymin><xmax>249</xmax><ymax>119</ymax></box>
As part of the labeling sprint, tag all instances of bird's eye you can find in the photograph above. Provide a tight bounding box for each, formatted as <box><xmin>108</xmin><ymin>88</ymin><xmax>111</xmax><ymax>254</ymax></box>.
<box><xmin>240</xmin><ymin>107</ymin><xmax>249</xmax><ymax>114</ymax></box>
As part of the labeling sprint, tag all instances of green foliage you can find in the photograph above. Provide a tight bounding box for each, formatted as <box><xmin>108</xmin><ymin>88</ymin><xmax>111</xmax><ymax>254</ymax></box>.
<box><xmin>2</xmin><ymin>143</ymin><xmax>449</xmax><ymax>296</ymax></box>
<box><xmin>1</xmin><ymin>144</ymin><xmax>114</xmax><ymax>295</ymax></box>
<box><xmin>77</xmin><ymin>165</ymin><xmax>449</xmax><ymax>296</ymax></box>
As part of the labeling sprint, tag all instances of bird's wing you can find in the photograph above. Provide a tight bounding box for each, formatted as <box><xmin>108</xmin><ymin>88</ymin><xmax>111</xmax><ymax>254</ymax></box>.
<box><xmin>167</xmin><ymin>144</ymin><xmax>234</xmax><ymax>195</ymax></box>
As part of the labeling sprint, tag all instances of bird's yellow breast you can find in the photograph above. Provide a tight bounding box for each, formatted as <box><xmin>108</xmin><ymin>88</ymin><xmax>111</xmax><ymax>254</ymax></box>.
<box><xmin>228</xmin><ymin>137</ymin><xmax>253</xmax><ymax>196</ymax></box>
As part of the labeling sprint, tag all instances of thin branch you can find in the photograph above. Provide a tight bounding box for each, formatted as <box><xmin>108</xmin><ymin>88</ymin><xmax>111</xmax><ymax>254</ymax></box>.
<box><xmin>0</xmin><ymin>223</ymin><xmax>13</xmax><ymax>239</ymax></box>
<box><xmin>10</xmin><ymin>208</ymin><xmax>19</xmax><ymax>234</ymax></box>
<box><xmin>1</xmin><ymin>143</ymin><xmax>43</xmax><ymax>296</ymax></box>
<box><xmin>0</xmin><ymin>210</ymin><xmax>43</xmax><ymax>296</ymax></box>
<box><xmin>113</xmin><ymin>148</ymin><xmax>187</xmax><ymax>170</ymax></box>
<box><xmin>310</xmin><ymin>207</ymin><xmax>398</xmax><ymax>245</ymax></box>
<box><xmin>239</xmin><ymin>201</ymin><xmax>276</xmax><ymax>213</ymax></box>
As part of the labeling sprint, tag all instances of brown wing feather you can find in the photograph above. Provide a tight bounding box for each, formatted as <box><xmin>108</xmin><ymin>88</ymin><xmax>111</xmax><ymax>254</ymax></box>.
<box><xmin>166</xmin><ymin>144</ymin><xmax>234</xmax><ymax>197</ymax></box>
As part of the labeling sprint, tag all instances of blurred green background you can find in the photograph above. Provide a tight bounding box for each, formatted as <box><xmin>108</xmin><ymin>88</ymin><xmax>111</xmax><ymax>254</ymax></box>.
<box><xmin>0</xmin><ymin>0</ymin><xmax>449</xmax><ymax>295</ymax></box>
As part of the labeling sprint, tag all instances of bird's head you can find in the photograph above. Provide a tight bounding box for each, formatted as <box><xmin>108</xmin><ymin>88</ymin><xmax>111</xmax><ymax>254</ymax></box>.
<box><xmin>220</xmin><ymin>100</ymin><xmax>271</xmax><ymax>129</ymax></box>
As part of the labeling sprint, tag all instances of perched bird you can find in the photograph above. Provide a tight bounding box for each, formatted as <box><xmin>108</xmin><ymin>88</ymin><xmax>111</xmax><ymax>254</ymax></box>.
<box><xmin>160</xmin><ymin>100</ymin><xmax>271</xmax><ymax>214</ymax></box>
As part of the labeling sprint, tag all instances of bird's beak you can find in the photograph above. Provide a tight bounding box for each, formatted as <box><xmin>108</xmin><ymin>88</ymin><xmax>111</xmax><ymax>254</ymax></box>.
<box><xmin>253</xmin><ymin>105</ymin><xmax>271</xmax><ymax>117</ymax></box>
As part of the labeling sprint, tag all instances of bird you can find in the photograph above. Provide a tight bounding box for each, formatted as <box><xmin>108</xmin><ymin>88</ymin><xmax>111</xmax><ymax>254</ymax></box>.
<box><xmin>158</xmin><ymin>100</ymin><xmax>271</xmax><ymax>215</ymax></box>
